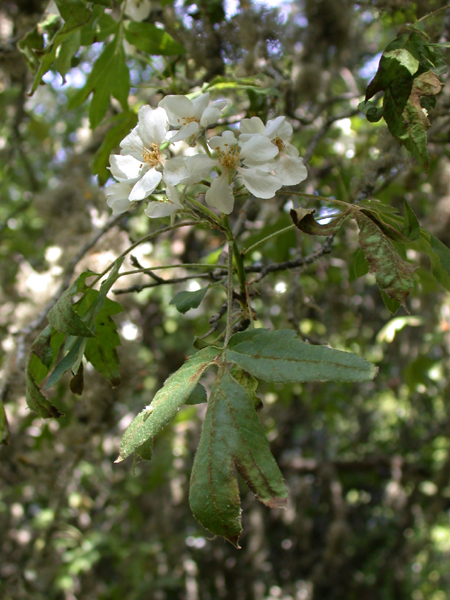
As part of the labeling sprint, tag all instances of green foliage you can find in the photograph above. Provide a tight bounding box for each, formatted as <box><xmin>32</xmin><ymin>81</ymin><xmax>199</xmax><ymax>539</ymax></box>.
<box><xmin>25</xmin><ymin>261</ymin><xmax>124</xmax><ymax>416</ymax></box>
<box><xmin>360</xmin><ymin>27</ymin><xmax>446</xmax><ymax>169</ymax></box>
<box><xmin>226</xmin><ymin>329</ymin><xmax>377</xmax><ymax>383</ymax></box>
<box><xmin>124</xmin><ymin>22</ymin><xmax>186</xmax><ymax>56</ymax></box>
<box><xmin>68</xmin><ymin>35</ymin><xmax>129</xmax><ymax>129</ymax></box>
<box><xmin>189</xmin><ymin>368</ymin><xmax>287</xmax><ymax>548</ymax></box>
<box><xmin>169</xmin><ymin>286</ymin><xmax>210</xmax><ymax>314</ymax></box>
<box><xmin>118</xmin><ymin>346</ymin><xmax>220</xmax><ymax>461</ymax></box>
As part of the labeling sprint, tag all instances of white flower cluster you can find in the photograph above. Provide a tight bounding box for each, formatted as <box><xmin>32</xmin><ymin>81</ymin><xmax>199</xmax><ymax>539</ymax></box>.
<box><xmin>106</xmin><ymin>93</ymin><xmax>307</xmax><ymax>217</ymax></box>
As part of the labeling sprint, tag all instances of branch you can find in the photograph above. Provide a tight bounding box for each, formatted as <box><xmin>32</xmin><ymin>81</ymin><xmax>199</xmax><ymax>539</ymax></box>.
<box><xmin>113</xmin><ymin>272</ymin><xmax>212</xmax><ymax>295</ymax></box>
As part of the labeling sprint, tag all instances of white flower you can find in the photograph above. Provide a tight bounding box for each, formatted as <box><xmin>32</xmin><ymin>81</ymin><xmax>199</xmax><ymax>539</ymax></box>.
<box><xmin>109</xmin><ymin>105</ymin><xmax>188</xmax><ymax>203</ymax></box>
<box><xmin>105</xmin><ymin>181</ymin><xmax>135</xmax><ymax>216</ymax></box>
<box><xmin>240</xmin><ymin>116</ymin><xmax>307</xmax><ymax>186</ymax></box>
<box><xmin>158</xmin><ymin>93</ymin><xmax>227</xmax><ymax>143</ymax></box>
<box><xmin>145</xmin><ymin>185</ymin><xmax>184</xmax><ymax>219</ymax></box>
<box><xmin>125</xmin><ymin>0</ymin><xmax>152</xmax><ymax>21</ymax></box>
<box><xmin>185</xmin><ymin>130</ymin><xmax>281</xmax><ymax>214</ymax></box>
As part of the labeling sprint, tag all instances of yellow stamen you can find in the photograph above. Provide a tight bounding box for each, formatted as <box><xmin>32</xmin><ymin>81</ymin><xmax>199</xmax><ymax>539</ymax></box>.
<box><xmin>217</xmin><ymin>144</ymin><xmax>240</xmax><ymax>170</ymax></box>
<box><xmin>273</xmin><ymin>136</ymin><xmax>285</xmax><ymax>152</ymax></box>
<box><xmin>142</xmin><ymin>143</ymin><xmax>162</xmax><ymax>167</ymax></box>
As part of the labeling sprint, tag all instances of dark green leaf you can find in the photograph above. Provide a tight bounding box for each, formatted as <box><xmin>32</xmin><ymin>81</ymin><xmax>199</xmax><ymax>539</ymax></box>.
<box><xmin>185</xmin><ymin>383</ymin><xmax>207</xmax><ymax>405</ymax></box>
<box><xmin>26</xmin><ymin>353</ymin><xmax>64</xmax><ymax>418</ymax></box>
<box><xmin>402</xmin><ymin>199</ymin><xmax>420</xmax><ymax>241</ymax></box>
<box><xmin>56</xmin><ymin>30</ymin><xmax>81</xmax><ymax>81</ymax></box>
<box><xmin>29</xmin><ymin>1</ymin><xmax>92</xmax><ymax>95</ymax></box>
<box><xmin>68</xmin><ymin>37</ymin><xmax>129</xmax><ymax>129</ymax></box>
<box><xmin>0</xmin><ymin>401</ymin><xmax>10</xmax><ymax>445</ymax></box>
<box><xmin>358</xmin><ymin>100</ymin><xmax>384</xmax><ymax>123</ymax></box>
<box><xmin>350</xmin><ymin>248</ymin><xmax>370</xmax><ymax>282</ymax></box>
<box><xmin>381</xmin><ymin>290</ymin><xmax>401</xmax><ymax>315</ymax></box>
<box><xmin>44</xmin><ymin>337</ymin><xmax>87</xmax><ymax>390</ymax></box>
<box><xmin>117</xmin><ymin>347</ymin><xmax>220</xmax><ymax>462</ymax></box>
<box><xmin>189</xmin><ymin>368</ymin><xmax>287</xmax><ymax>547</ymax></box>
<box><xmin>226</xmin><ymin>329</ymin><xmax>377</xmax><ymax>383</ymax></box>
<box><xmin>84</xmin><ymin>298</ymin><xmax>123</xmax><ymax>386</ymax></box>
<box><xmin>355</xmin><ymin>211</ymin><xmax>417</xmax><ymax>306</ymax></box>
<box><xmin>124</xmin><ymin>22</ymin><xmax>186</xmax><ymax>56</ymax></box>
<box><xmin>364</xmin><ymin>30</ymin><xmax>444</xmax><ymax>169</ymax></box>
<box><xmin>69</xmin><ymin>362</ymin><xmax>84</xmax><ymax>396</ymax></box>
<box><xmin>169</xmin><ymin>286</ymin><xmax>210</xmax><ymax>314</ymax></box>
<box><xmin>47</xmin><ymin>282</ymin><xmax>95</xmax><ymax>338</ymax></box>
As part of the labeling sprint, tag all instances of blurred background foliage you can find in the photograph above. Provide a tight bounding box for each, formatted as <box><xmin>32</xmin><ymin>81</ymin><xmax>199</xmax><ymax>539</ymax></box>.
<box><xmin>2</xmin><ymin>0</ymin><xmax>450</xmax><ymax>599</ymax></box>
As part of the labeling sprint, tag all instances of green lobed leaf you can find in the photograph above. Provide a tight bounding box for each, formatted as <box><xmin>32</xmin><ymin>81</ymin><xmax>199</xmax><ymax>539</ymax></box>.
<box><xmin>56</xmin><ymin>30</ymin><xmax>81</xmax><ymax>81</ymax></box>
<box><xmin>68</xmin><ymin>36</ymin><xmax>129</xmax><ymax>129</ymax></box>
<box><xmin>47</xmin><ymin>282</ymin><xmax>95</xmax><ymax>338</ymax></box>
<box><xmin>226</xmin><ymin>329</ymin><xmax>377</xmax><ymax>383</ymax></box>
<box><xmin>189</xmin><ymin>368</ymin><xmax>287</xmax><ymax>548</ymax></box>
<box><xmin>29</xmin><ymin>1</ymin><xmax>92</xmax><ymax>95</ymax></box>
<box><xmin>124</xmin><ymin>22</ymin><xmax>186</xmax><ymax>56</ymax></box>
<box><xmin>355</xmin><ymin>211</ymin><xmax>417</xmax><ymax>307</ymax></box>
<box><xmin>169</xmin><ymin>286</ymin><xmax>210</xmax><ymax>314</ymax></box>
<box><xmin>25</xmin><ymin>326</ymin><xmax>66</xmax><ymax>417</ymax></box>
<box><xmin>363</xmin><ymin>29</ymin><xmax>444</xmax><ymax>169</ymax></box>
<box><xmin>92</xmin><ymin>111</ymin><xmax>138</xmax><ymax>185</ymax></box>
<box><xmin>117</xmin><ymin>347</ymin><xmax>220</xmax><ymax>462</ymax></box>
<box><xmin>84</xmin><ymin>298</ymin><xmax>123</xmax><ymax>386</ymax></box>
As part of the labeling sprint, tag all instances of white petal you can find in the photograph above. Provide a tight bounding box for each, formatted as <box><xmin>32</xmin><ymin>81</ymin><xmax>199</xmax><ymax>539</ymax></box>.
<box><xmin>209</xmin><ymin>130</ymin><xmax>236</xmax><ymax>151</ymax></box>
<box><xmin>192</xmin><ymin>93</ymin><xmax>210</xmax><ymax>119</ymax></box>
<box><xmin>120</xmin><ymin>126</ymin><xmax>145</xmax><ymax>161</ymax></box>
<box><xmin>158</xmin><ymin>95</ymin><xmax>194</xmax><ymax>125</ymax></box>
<box><xmin>283</xmin><ymin>142</ymin><xmax>299</xmax><ymax>157</ymax></box>
<box><xmin>200</xmin><ymin>106</ymin><xmax>221</xmax><ymax>127</ymax></box>
<box><xmin>205</xmin><ymin>174</ymin><xmax>235</xmax><ymax>214</ymax></box>
<box><xmin>185</xmin><ymin>154</ymin><xmax>217</xmax><ymax>184</ymax></box>
<box><xmin>274</xmin><ymin>154</ymin><xmax>308</xmax><ymax>186</ymax></box>
<box><xmin>168</xmin><ymin>121</ymin><xmax>199</xmax><ymax>143</ymax></box>
<box><xmin>109</xmin><ymin>154</ymin><xmax>143</xmax><ymax>181</ymax></box>
<box><xmin>106</xmin><ymin>182</ymin><xmax>134</xmax><ymax>215</ymax></box>
<box><xmin>163</xmin><ymin>156</ymin><xmax>189</xmax><ymax>185</ymax></box>
<box><xmin>240</xmin><ymin>134</ymin><xmax>278</xmax><ymax>164</ymax></box>
<box><xmin>138</xmin><ymin>105</ymin><xmax>168</xmax><ymax>147</ymax></box>
<box><xmin>272</xmin><ymin>118</ymin><xmax>293</xmax><ymax>141</ymax></box>
<box><xmin>129</xmin><ymin>168</ymin><xmax>162</xmax><ymax>201</ymax></box>
<box><xmin>124</xmin><ymin>0</ymin><xmax>152</xmax><ymax>21</ymax></box>
<box><xmin>145</xmin><ymin>200</ymin><xmax>179</xmax><ymax>218</ymax></box>
<box><xmin>240</xmin><ymin>116</ymin><xmax>265</xmax><ymax>136</ymax></box>
<box><xmin>166</xmin><ymin>184</ymin><xmax>183</xmax><ymax>208</ymax></box>
<box><xmin>265</xmin><ymin>116</ymin><xmax>288</xmax><ymax>138</ymax></box>
<box><xmin>237</xmin><ymin>167</ymin><xmax>282</xmax><ymax>199</ymax></box>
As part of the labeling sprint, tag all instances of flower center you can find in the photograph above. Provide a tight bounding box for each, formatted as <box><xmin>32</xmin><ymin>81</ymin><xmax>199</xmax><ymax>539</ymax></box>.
<box><xmin>217</xmin><ymin>144</ymin><xmax>240</xmax><ymax>170</ymax></box>
<box><xmin>181</xmin><ymin>116</ymin><xmax>198</xmax><ymax>125</ymax></box>
<box><xmin>273</xmin><ymin>136</ymin><xmax>285</xmax><ymax>153</ymax></box>
<box><xmin>142</xmin><ymin>143</ymin><xmax>163</xmax><ymax>167</ymax></box>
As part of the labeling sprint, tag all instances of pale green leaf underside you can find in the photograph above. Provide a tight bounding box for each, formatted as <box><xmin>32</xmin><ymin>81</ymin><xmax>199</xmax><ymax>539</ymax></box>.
<box><xmin>189</xmin><ymin>369</ymin><xmax>287</xmax><ymax>547</ymax></box>
<box><xmin>118</xmin><ymin>346</ymin><xmax>220</xmax><ymax>461</ymax></box>
<box><xmin>226</xmin><ymin>329</ymin><xmax>377</xmax><ymax>383</ymax></box>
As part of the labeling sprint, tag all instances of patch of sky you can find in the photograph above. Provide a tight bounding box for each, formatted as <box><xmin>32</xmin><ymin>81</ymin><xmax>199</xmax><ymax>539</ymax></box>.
<box><xmin>42</xmin><ymin>67</ymin><xmax>86</xmax><ymax>90</ymax></box>
<box><xmin>359</xmin><ymin>53</ymin><xmax>382</xmax><ymax>80</ymax></box>
<box><xmin>318</xmin><ymin>205</ymin><xmax>339</xmax><ymax>224</ymax></box>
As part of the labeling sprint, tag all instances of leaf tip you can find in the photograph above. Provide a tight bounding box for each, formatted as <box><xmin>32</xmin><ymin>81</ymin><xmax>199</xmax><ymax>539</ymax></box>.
<box><xmin>265</xmin><ymin>496</ymin><xmax>288</xmax><ymax>510</ymax></box>
<box><xmin>114</xmin><ymin>455</ymin><xmax>124</xmax><ymax>464</ymax></box>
